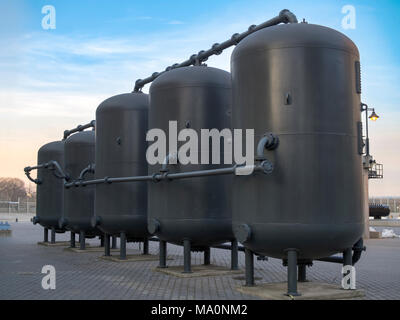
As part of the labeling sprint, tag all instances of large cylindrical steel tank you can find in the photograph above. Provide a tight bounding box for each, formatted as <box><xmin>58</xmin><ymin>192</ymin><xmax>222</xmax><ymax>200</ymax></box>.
<box><xmin>62</xmin><ymin>131</ymin><xmax>98</xmax><ymax>236</ymax></box>
<box><xmin>148</xmin><ymin>66</ymin><xmax>233</xmax><ymax>248</ymax></box>
<box><xmin>231</xmin><ymin>23</ymin><xmax>364</xmax><ymax>260</ymax></box>
<box><xmin>94</xmin><ymin>93</ymin><xmax>149</xmax><ymax>240</ymax></box>
<box><xmin>34</xmin><ymin>141</ymin><xmax>65</xmax><ymax>232</ymax></box>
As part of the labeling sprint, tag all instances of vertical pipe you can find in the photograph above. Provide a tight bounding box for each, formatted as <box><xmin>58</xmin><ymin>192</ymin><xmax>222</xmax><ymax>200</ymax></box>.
<box><xmin>183</xmin><ymin>239</ymin><xmax>192</xmax><ymax>273</ymax></box>
<box><xmin>159</xmin><ymin>240</ymin><xmax>167</xmax><ymax>268</ymax></box>
<box><xmin>143</xmin><ymin>238</ymin><xmax>149</xmax><ymax>255</ymax></box>
<box><xmin>231</xmin><ymin>239</ymin><xmax>239</xmax><ymax>270</ymax></box>
<box><xmin>120</xmin><ymin>232</ymin><xmax>126</xmax><ymax>260</ymax></box>
<box><xmin>365</xmin><ymin>107</ymin><xmax>370</xmax><ymax>156</ymax></box>
<box><xmin>79</xmin><ymin>231</ymin><xmax>85</xmax><ymax>250</ymax></box>
<box><xmin>342</xmin><ymin>248</ymin><xmax>353</xmax><ymax>289</ymax></box>
<box><xmin>245</xmin><ymin>248</ymin><xmax>254</xmax><ymax>286</ymax></box>
<box><xmin>50</xmin><ymin>227</ymin><xmax>56</xmax><ymax>244</ymax></box>
<box><xmin>111</xmin><ymin>236</ymin><xmax>117</xmax><ymax>249</ymax></box>
<box><xmin>343</xmin><ymin>248</ymin><xmax>352</xmax><ymax>267</ymax></box>
<box><xmin>286</xmin><ymin>249</ymin><xmax>300</xmax><ymax>296</ymax></box>
<box><xmin>204</xmin><ymin>247</ymin><xmax>211</xmax><ymax>265</ymax></box>
<box><xmin>44</xmin><ymin>228</ymin><xmax>48</xmax><ymax>242</ymax></box>
<box><xmin>70</xmin><ymin>232</ymin><xmax>75</xmax><ymax>248</ymax></box>
<box><xmin>100</xmin><ymin>235</ymin><xmax>104</xmax><ymax>247</ymax></box>
<box><xmin>104</xmin><ymin>234</ymin><xmax>110</xmax><ymax>256</ymax></box>
<box><xmin>298</xmin><ymin>265</ymin><xmax>307</xmax><ymax>282</ymax></box>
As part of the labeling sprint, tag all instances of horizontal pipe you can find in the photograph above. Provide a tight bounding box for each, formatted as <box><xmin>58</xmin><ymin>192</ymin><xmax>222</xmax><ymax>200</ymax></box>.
<box><xmin>63</xmin><ymin>120</ymin><xmax>95</xmax><ymax>140</ymax></box>
<box><xmin>64</xmin><ymin>162</ymin><xmax>272</xmax><ymax>188</ymax></box>
<box><xmin>317</xmin><ymin>238</ymin><xmax>366</xmax><ymax>265</ymax></box>
<box><xmin>133</xmin><ymin>9</ymin><xmax>297</xmax><ymax>92</ymax></box>
<box><xmin>24</xmin><ymin>160</ymin><xmax>69</xmax><ymax>184</ymax></box>
<box><xmin>24</xmin><ymin>164</ymin><xmax>46</xmax><ymax>184</ymax></box>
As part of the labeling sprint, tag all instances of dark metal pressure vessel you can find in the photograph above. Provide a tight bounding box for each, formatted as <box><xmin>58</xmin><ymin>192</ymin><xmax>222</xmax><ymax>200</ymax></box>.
<box><xmin>148</xmin><ymin>66</ymin><xmax>233</xmax><ymax>248</ymax></box>
<box><xmin>94</xmin><ymin>93</ymin><xmax>149</xmax><ymax>240</ymax></box>
<box><xmin>231</xmin><ymin>23</ymin><xmax>364</xmax><ymax>260</ymax></box>
<box><xmin>34</xmin><ymin>141</ymin><xmax>65</xmax><ymax>232</ymax></box>
<box><xmin>62</xmin><ymin>131</ymin><xmax>98</xmax><ymax>236</ymax></box>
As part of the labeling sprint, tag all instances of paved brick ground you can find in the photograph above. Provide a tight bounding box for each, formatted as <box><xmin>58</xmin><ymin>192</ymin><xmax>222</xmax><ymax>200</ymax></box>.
<box><xmin>0</xmin><ymin>222</ymin><xmax>399</xmax><ymax>300</ymax></box>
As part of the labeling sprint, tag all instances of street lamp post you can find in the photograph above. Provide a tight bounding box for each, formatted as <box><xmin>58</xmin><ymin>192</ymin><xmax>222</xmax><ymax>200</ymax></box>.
<box><xmin>360</xmin><ymin>103</ymin><xmax>379</xmax><ymax>156</ymax></box>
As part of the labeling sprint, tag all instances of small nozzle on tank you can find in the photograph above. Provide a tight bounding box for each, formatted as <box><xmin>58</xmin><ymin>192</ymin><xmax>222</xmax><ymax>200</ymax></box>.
<box><xmin>32</xmin><ymin>216</ymin><xmax>39</xmax><ymax>225</ymax></box>
<box><xmin>58</xmin><ymin>217</ymin><xmax>68</xmax><ymax>229</ymax></box>
<box><xmin>90</xmin><ymin>216</ymin><xmax>101</xmax><ymax>228</ymax></box>
<box><xmin>233</xmin><ymin>224</ymin><xmax>252</xmax><ymax>243</ymax></box>
<box><xmin>148</xmin><ymin>219</ymin><xmax>160</xmax><ymax>235</ymax></box>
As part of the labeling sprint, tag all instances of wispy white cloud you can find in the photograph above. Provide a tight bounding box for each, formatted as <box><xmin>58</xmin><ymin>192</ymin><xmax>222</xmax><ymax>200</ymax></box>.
<box><xmin>168</xmin><ymin>20</ymin><xmax>184</xmax><ymax>25</ymax></box>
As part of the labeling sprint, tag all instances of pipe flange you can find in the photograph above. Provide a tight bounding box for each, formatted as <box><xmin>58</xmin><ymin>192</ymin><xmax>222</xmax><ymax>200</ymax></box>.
<box><xmin>58</xmin><ymin>217</ymin><xmax>68</xmax><ymax>229</ymax></box>
<box><xmin>260</xmin><ymin>160</ymin><xmax>274</xmax><ymax>174</ymax></box>
<box><xmin>152</xmin><ymin>173</ymin><xmax>161</xmax><ymax>183</ymax></box>
<box><xmin>148</xmin><ymin>219</ymin><xmax>160</xmax><ymax>235</ymax></box>
<box><xmin>212</xmin><ymin>43</ymin><xmax>222</xmax><ymax>55</ymax></box>
<box><xmin>32</xmin><ymin>216</ymin><xmax>39</xmax><ymax>225</ymax></box>
<box><xmin>90</xmin><ymin>216</ymin><xmax>101</xmax><ymax>228</ymax></box>
<box><xmin>233</xmin><ymin>224</ymin><xmax>251</xmax><ymax>243</ymax></box>
<box><xmin>231</xmin><ymin>33</ymin><xmax>240</xmax><ymax>44</ymax></box>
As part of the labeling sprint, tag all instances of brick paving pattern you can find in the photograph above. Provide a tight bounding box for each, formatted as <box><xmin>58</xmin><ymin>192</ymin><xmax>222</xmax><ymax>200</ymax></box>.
<box><xmin>0</xmin><ymin>222</ymin><xmax>399</xmax><ymax>300</ymax></box>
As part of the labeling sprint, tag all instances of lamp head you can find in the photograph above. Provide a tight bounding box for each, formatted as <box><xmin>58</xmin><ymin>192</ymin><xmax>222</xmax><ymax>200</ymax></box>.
<box><xmin>369</xmin><ymin>110</ymin><xmax>379</xmax><ymax>121</ymax></box>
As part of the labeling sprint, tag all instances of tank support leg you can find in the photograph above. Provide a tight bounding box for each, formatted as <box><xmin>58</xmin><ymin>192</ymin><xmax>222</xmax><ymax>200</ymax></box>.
<box><xmin>342</xmin><ymin>247</ymin><xmax>354</xmax><ymax>289</ymax></box>
<box><xmin>286</xmin><ymin>249</ymin><xmax>300</xmax><ymax>296</ymax></box>
<box><xmin>204</xmin><ymin>247</ymin><xmax>211</xmax><ymax>265</ymax></box>
<box><xmin>143</xmin><ymin>238</ymin><xmax>149</xmax><ymax>255</ymax></box>
<box><xmin>50</xmin><ymin>227</ymin><xmax>56</xmax><ymax>244</ymax></box>
<box><xmin>298</xmin><ymin>265</ymin><xmax>307</xmax><ymax>282</ymax></box>
<box><xmin>120</xmin><ymin>232</ymin><xmax>126</xmax><ymax>260</ymax></box>
<box><xmin>44</xmin><ymin>228</ymin><xmax>48</xmax><ymax>243</ymax></box>
<box><xmin>111</xmin><ymin>236</ymin><xmax>117</xmax><ymax>249</ymax></box>
<box><xmin>70</xmin><ymin>232</ymin><xmax>75</xmax><ymax>248</ymax></box>
<box><xmin>100</xmin><ymin>235</ymin><xmax>104</xmax><ymax>247</ymax></box>
<box><xmin>343</xmin><ymin>248</ymin><xmax>352</xmax><ymax>267</ymax></box>
<box><xmin>231</xmin><ymin>239</ymin><xmax>239</xmax><ymax>270</ymax></box>
<box><xmin>79</xmin><ymin>231</ymin><xmax>85</xmax><ymax>250</ymax></box>
<box><xmin>159</xmin><ymin>240</ymin><xmax>167</xmax><ymax>268</ymax></box>
<box><xmin>104</xmin><ymin>234</ymin><xmax>110</xmax><ymax>256</ymax></box>
<box><xmin>183</xmin><ymin>239</ymin><xmax>192</xmax><ymax>273</ymax></box>
<box><xmin>245</xmin><ymin>248</ymin><xmax>254</xmax><ymax>286</ymax></box>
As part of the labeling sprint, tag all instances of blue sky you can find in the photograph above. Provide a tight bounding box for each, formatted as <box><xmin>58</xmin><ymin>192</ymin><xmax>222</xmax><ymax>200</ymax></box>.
<box><xmin>0</xmin><ymin>0</ymin><xmax>399</xmax><ymax>196</ymax></box>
